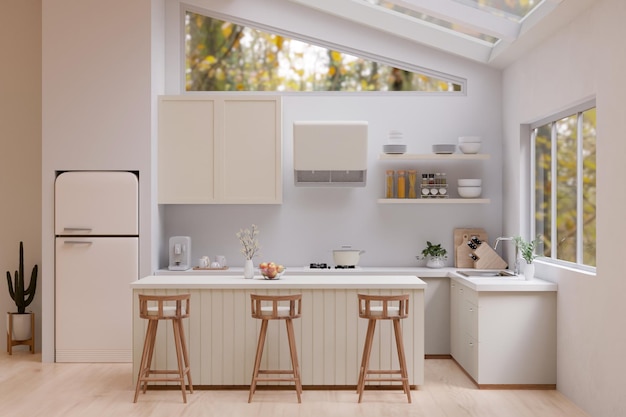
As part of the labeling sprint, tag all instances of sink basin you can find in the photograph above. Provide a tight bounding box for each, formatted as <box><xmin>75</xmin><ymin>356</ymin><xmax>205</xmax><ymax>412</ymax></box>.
<box><xmin>456</xmin><ymin>270</ymin><xmax>516</xmax><ymax>278</ymax></box>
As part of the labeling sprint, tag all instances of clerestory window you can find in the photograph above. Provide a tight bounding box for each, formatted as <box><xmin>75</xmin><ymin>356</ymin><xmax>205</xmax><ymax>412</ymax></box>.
<box><xmin>531</xmin><ymin>101</ymin><xmax>596</xmax><ymax>270</ymax></box>
<box><xmin>185</xmin><ymin>11</ymin><xmax>463</xmax><ymax>93</ymax></box>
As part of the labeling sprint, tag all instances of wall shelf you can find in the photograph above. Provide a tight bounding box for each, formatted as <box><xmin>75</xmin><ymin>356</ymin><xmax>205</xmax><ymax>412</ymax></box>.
<box><xmin>377</xmin><ymin>198</ymin><xmax>491</xmax><ymax>204</ymax></box>
<box><xmin>379</xmin><ymin>153</ymin><xmax>490</xmax><ymax>161</ymax></box>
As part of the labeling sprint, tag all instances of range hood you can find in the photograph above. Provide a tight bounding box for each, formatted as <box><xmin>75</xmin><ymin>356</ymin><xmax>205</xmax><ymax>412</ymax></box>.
<box><xmin>293</xmin><ymin>121</ymin><xmax>368</xmax><ymax>187</ymax></box>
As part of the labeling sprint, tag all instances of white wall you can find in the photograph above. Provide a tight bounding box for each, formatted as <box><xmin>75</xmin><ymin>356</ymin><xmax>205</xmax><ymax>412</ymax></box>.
<box><xmin>0</xmin><ymin>0</ymin><xmax>42</xmax><ymax>352</ymax></box>
<box><xmin>41</xmin><ymin>0</ymin><xmax>158</xmax><ymax>361</ymax></box>
<box><xmin>502</xmin><ymin>0</ymin><xmax>626</xmax><ymax>416</ymax></box>
<box><xmin>160</xmin><ymin>0</ymin><xmax>504</xmax><ymax>269</ymax></box>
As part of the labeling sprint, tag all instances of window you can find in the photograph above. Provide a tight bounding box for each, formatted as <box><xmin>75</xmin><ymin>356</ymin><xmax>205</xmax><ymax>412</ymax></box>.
<box><xmin>532</xmin><ymin>102</ymin><xmax>596</xmax><ymax>269</ymax></box>
<box><xmin>185</xmin><ymin>11</ymin><xmax>463</xmax><ymax>93</ymax></box>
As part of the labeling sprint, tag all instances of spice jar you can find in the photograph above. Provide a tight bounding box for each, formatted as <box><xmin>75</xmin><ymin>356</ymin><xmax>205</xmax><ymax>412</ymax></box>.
<box><xmin>396</xmin><ymin>170</ymin><xmax>406</xmax><ymax>198</ymax></box>
<box><xmin>407</xmin><ymin>170</ymin><xmax>417</xmax><ymax>199</ymax></box>
<box><xmin>385</xmin><ymin>170</ymin><xmax>395</xmax><ymax>198</ymax></box>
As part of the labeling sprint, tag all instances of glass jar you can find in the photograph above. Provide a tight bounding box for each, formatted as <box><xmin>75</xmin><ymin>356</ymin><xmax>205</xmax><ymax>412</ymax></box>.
<box><xmin>385</xmin><ymin>170</ymin><xmax>395</xmax><ymax>198</ymax></box>
<box><xmin>407</xmin><ymin>170</ymin><xmax>417</xmax><ymax>198</ymax></box>
<box><xmin>396</xmin><ymin>170</ymin><xmax>406</xmax><ymax>198</ymax></box>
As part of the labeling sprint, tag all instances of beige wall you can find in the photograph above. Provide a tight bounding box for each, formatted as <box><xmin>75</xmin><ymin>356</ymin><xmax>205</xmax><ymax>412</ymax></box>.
<box><xmin>0</xmin><ymin>0</ymin><xmax>42</xmax><ymax>352</ymax></box>
<box><xmin>502</xmin><ymin>0</ymin><xmax>626</xmax><ymax>416</ymax></box>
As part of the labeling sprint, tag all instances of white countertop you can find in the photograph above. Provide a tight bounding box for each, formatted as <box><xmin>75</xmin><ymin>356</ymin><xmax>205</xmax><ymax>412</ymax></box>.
<box><xmin>131</xmin><ymin>274</ymin><xmax>427</xmax><ymax>289</ymax></box>
<box><xmin>144</xmin><ymin>267</ymin><xmax>557</xmax><ymax>292</ymax></box>
<box><xmin>155</xmin><ymin>266</ymin><xmax>451</xmax><ymax>277</ymax></box>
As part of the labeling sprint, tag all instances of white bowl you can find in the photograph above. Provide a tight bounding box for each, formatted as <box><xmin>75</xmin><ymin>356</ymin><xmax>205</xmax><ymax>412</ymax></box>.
<box><xmin>432</xmin><ymin>144</ymin><xmax>456</xmax><ymax>154</ymax></box>
<box><xmin>458</xmin><ymin>136</ymin><xmax>482</xmax><ymax>143</ymax></box>
<box><xmin>383</xmin><ymin>144</ymin><xmax>407</xmax><ymax>154</ymax></box>
<box><xmin>458</xmin><ymin>186</ymin><xmax>482</xmax><ymax>198</ymax></box>
<box><xmin>458</xmin><ymin>178</ymin><xmax>482</xmax><ymax>187</ymax></box>
<box><xmin>459</xmin><ymin>142</ymin><xmax>481</xmax><ymax>154</ymax></box>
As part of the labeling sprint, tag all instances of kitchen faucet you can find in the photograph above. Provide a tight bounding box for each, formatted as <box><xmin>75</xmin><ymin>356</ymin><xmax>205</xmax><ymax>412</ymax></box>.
<box><xmin>493</xmin><ymin>237</ymin><xmax>520</xmax><ymax>275</ymax></box>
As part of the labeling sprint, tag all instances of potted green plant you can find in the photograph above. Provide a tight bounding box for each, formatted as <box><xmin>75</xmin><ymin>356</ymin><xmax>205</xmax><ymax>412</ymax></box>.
<box><xmin>6</xmin><ymin>241</ymin><xmax>38</xmax><ymax>353</ymax></box>
<box><xmin>419</xmin><ymin>241</ymin><xmax>448</xmax><ymax>268</ymax></box>
<box><xmin>513</xmin><ymin>235</ymin><xmax>541</xmax><ymax>280</ymax></box>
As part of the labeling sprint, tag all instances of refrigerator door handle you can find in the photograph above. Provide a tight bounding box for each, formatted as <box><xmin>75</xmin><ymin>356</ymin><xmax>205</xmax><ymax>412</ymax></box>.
<box><xmin>62</xmin><ymin>240</ymin><xmax>94</xmax><ymax>245</ymax></box>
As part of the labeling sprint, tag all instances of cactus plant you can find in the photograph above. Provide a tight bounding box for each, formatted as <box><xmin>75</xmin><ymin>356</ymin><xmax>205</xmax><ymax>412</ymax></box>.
<box><xmin>6</xmin><ymin>241</ymin><xmax>38</xmax><ymax>314</ymax></box>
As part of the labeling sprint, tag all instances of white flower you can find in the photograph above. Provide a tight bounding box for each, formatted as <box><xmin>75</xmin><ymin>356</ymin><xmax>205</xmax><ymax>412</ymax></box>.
<box><xmin>236</xmin><ymin>224</ymin><xmax>260</xmax><ymax>260</ymax></box>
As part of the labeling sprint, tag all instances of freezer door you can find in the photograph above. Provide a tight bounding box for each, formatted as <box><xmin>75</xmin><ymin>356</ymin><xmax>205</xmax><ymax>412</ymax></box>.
<box><xmin>55</xmin><ymin>237</ymin><xmax>138</xmax><ymax>362</ymax></box>
<box><xmin>55</xmin><ymin>171</ymin><xmax>138</xmax><ymax>235</ymax></box>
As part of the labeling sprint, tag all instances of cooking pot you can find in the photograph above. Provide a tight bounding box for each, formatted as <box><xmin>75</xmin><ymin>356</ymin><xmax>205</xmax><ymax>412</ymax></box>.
<box><xmin>332</xmin><ymin>245</ymin><xmax>366</xmax><ymax>266</ymax></box>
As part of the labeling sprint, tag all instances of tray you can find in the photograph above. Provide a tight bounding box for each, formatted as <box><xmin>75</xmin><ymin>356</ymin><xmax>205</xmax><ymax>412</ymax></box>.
<box><xmin>192</xmin><ymin>266</ymin><xmax>229</xmax><ymax>271</ymax></box>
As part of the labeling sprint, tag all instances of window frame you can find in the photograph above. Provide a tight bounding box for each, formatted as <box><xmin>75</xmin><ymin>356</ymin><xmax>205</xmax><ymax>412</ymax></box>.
<box><xmin>179</xmin><ymin>5</ymin><xmax>467</xmax><ymax>95</ymax></box>
<box><xmin>528</xmin><ymin>98</ymin><xmax>596</xmax><ymax>274</ymax></box>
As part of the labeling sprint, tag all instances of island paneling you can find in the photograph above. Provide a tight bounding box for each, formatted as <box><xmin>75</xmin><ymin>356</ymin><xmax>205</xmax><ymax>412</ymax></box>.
<box><xmin>131</xmin><ymin>275</ymin><xmax>426</xmax><ymax>388</ymax></box>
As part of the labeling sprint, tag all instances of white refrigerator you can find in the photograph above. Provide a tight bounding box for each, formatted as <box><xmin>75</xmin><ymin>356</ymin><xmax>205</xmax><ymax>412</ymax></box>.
<box><xmin>55</xmin><ymin>171</ymin><xmax>139</xmax><ymax>362</ymax></box>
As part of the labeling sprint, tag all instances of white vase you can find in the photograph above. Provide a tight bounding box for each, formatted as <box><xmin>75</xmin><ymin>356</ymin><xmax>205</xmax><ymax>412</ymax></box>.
<box><xmin>523</xmin><ymin>262</ymin><xmax>535</xmax><ymax>280</ymax></box>
<box><xmin>243</xmin><ymin>259</ymin><xmax>254</xmax><ymax>279</ymax></box>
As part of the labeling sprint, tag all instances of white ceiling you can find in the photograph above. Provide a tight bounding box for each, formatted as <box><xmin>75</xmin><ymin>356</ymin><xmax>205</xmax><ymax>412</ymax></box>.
<box><xmin>288</xmin><ymin>0</ymin><xmax>598</xmax><ymax>68</ymax></box>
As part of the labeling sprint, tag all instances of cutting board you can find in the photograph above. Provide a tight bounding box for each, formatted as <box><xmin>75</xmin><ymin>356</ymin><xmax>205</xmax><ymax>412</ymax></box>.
<box><xmin>454</xmin><ymin>228</ymin><xmax>489</xmax><ymax>268</ymax></box>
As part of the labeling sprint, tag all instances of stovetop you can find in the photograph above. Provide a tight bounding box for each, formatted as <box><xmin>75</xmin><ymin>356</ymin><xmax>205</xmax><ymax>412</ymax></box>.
<box><xmin>308</xmin><ymin>263</ymin><xmax>360</xmax><ymax>270</ymax></box>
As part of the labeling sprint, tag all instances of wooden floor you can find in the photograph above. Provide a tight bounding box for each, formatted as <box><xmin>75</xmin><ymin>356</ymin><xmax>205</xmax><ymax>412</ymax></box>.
<box><xmin>0</xmin><ymin>351</ymin><xmax>590</xmax><ymax>417</ymax></box>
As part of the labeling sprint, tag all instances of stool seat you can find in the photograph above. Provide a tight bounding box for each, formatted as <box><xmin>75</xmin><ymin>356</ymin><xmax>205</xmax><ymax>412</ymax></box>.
<box><xmin>146</xmin><ymin>305</ymin><xmax>187</xmax><ymax>317</ymax></box>
<box><xmin>249</xmin><ymin>294</ymin><xmax>303</xmax><ymax>403</ymax></box>
<box><xmin>357</xmin><ymin>294</ymin><xmax>411</xmax><ymax>403</ymax></box>
<box><xmin>260</xmin><ymin>305</ymin><xmax>291</xmax><ymax>316</ymax></box>
<box><xmin>134</xmin><ymin>294</ymin><xmax>193</xmax><ymax>403</ymax></box>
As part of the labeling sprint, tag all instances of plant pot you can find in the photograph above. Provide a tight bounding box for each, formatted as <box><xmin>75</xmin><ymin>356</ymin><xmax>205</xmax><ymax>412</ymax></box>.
<box><xmin>6</xmin><ymin>312</ymin><xmax>35</xmax><ymax>354</ymax></box>
<box><xmin>7</xmin><ymin>312</ymin><xmax>33</xmax><ymax>341</ymax></box>
<box><xmin>426</xmin><ymin>256</ymin><xmax>446</xmax><ymax>269</ymax></box>
<box><xmin>523</xmin><ymin>262</ymin><xmax>535</xmax><ymax>280</ymax></box>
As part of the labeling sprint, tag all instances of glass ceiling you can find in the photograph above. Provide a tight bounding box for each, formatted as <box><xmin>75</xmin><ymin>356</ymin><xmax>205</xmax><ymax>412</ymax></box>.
<box><xmin>452</xmin><ymin>0</ymin><xmax>541</xmax><ymax>21</ymax></box>
<box><xmin>365</xmin><ymin>0</ymin><xmax>544</xmax><ymax>44</ymax></box>
<box><xmin>289</xmin><ymin>0</ymin><xmax>559</xmax><ymax>63</ymax></box>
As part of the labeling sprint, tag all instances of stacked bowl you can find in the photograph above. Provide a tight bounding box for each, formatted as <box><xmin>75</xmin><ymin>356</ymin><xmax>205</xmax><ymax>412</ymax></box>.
<box><xmin>458</xmin><ymin>136</ymin><xmax>482</xmax><ymax>154</ymax></box>
<box><xmin>457</xmin><ymin>178</ymin><xmax>482</xmax><ymax>198</ymax></box>
<box><xmin>383</xmin><ymin>130</ymin><xmax>407</xmax><ymax>154</ymax></box>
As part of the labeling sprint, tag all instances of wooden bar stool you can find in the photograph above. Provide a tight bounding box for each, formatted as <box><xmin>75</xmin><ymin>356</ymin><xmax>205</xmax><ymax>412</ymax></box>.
<box><xmin>134</xmin><ymin>294</ymin><xmax>193</xmax><ymax>403</ymax></box>
<box><xmin>356</xmin><ymin>294</ymin><xmax>411</xmax><ymax>403</ymax></box>
<box><xmin>248</xmin><ymin>294</ymin><xmax>303</xmax><ymax>403</ymax></box>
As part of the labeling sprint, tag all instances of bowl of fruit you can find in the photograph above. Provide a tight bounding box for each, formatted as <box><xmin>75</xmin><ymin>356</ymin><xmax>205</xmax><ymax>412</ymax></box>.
<box><xmin>259</xmin><ymin>262</ymin><xmax>286</xmax><ymax>280</ymax></box>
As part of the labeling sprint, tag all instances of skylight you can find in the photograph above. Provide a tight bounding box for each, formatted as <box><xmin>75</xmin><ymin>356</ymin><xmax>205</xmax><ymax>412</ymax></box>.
<box><xmin>289</xmin><ymin>0</ymin><xmax>562</xmax><ymax>63</ymax></box>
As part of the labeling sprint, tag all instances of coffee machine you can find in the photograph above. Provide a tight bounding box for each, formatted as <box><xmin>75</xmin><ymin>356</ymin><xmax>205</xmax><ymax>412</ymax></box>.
<box><xmin>168</xmin><ymin>236</ymin><xmax>191</xmax><ymax>271</ymax></box>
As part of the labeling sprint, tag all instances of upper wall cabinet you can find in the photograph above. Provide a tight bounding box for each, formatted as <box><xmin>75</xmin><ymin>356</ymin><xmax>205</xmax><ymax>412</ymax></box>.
<box><xmin>158</xmin><ymin>96</ymin><xmax>282</xmax><ymax>204</ymax></box>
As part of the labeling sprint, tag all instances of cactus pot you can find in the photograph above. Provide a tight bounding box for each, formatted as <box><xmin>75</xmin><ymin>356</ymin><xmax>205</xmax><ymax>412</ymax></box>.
<box><xmin>7</xmin><ymin>312</ymin><xmax>33</xmax><ymax>341</ymax></box>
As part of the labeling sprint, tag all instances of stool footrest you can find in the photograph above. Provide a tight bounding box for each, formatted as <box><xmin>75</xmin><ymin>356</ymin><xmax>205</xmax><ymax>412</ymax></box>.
<box><xmin>258</xmin><ymin>370</ymin><xmax>296</xmax><ymax>375</ymax></box>
<box><xmin>366</xmin><ymin>370</ymin><xmax>402</xmax><ymax>374</ymax></box>
<box><xmin>364</xmin><ymin>377</ymin><xmax>408</xmax><ymax>383</ymax></box>
<box><xmin>253</xmin><ymin>377</ymin><xmax>299</xmax><ymax>383</ymax></box>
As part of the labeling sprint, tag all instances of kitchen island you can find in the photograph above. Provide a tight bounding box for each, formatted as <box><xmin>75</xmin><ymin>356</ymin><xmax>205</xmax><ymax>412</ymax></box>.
<box><xmin>130</xmin><ymin>274</ymin><xmax>426</xmax><ymax>388</ymax></box>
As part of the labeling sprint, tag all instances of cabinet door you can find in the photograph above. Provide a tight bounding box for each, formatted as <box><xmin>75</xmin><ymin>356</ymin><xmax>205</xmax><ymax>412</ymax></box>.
<box><xmin>158</xmin><ymin>95</ymin><xmax>282</xmax><ymax>204</ymax></box>
<box><xmin>217</xmin><ymin>97</ymin><xmax>282</xmax><ymax>203</ymax></box>
<box><xmin>158</xmin><ymin>97</ymin><xmax>215</xmax><ymax>204</ymax></box>
<box><xmin>450</xmin><ymin>281</ymin><xmax>461</xmax><ymax>360</ymax></box>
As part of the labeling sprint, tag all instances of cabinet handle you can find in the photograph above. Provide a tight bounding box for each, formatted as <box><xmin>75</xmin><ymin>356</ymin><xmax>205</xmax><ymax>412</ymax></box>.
<box><xmin>63</xmin><ymin>227</ymin><xmax>93</xmax><ymax>231</ymax></box>
<box><xmin>63</xmin><ymin>240</ymin><xmax>93</xmax><ymax>245</ymax></box>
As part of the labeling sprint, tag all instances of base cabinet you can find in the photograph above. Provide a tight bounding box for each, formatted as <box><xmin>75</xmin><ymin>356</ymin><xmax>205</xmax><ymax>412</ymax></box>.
<box><xmin>450</xmin><ymin>279</ymin><xmax>556</xmax><ymax>387</ymax></box>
